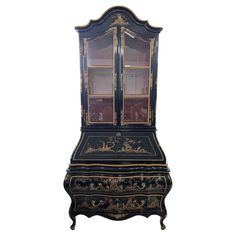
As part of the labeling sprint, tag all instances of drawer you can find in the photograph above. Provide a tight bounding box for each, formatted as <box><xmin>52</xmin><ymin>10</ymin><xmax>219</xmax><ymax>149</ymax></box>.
<box><xmin>74</xmin><ymin>194</ymin><xmax>163</xmax><ymax>213</ymax></box>
<box><xmin>70</xmin><ymin>175</ymin><xmax>167</xmax><ymax>194</ymax></box>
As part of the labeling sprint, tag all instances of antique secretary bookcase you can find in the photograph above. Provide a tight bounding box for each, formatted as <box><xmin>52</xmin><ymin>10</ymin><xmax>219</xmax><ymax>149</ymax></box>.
<box><xmin>64</xmin><ymin>6</ymin><xmax>172</xmax><ymax>230</ymax></box>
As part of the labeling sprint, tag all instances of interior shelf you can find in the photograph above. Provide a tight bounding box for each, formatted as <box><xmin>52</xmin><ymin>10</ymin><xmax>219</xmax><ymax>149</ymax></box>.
<box><xmin>88</xmin><ymin>65</ymin><xmax>113</xmax><ymax>68</ymax></box>
<box><xmin>124</xmin><ymin>95</ymin><xmax>149</xmax><ymax>98</ymax></box>
<box><xmin>124</xmin><ymin>65</ymin><xmax>149</xmax><ymax>69</ymax></box>
<box><xmin>88</xmin><ymin>94</ymin><xmax>113</xmax><ymax>98</ymax></box>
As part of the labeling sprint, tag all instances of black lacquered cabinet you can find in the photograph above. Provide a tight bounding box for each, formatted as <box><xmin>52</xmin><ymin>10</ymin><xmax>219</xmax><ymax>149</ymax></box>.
<box><xmin>64</xmin><ymin>6</ymin><xmax>172</xmax><ymax>230</ymax></box>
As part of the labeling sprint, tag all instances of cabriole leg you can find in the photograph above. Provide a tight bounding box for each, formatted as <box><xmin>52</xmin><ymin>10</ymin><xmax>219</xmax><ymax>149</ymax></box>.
<box><xmin>160</xmin><ymin>214</ymin><xmax>166</xmax><ymax>230</ymax></box>
<box><xmin>69</xmin><ymin>211</ymin><xmax>76</xmax><ymax>230</ymax></box>
<box><xmin>69</xmin><ymin>201</ymin><xmax>76</xmax><ymax>230</ymax></box>
<box><xmin>70</xmin><ymin>215</ymin><xmax>76</xmax><ymax>230</ymax></box>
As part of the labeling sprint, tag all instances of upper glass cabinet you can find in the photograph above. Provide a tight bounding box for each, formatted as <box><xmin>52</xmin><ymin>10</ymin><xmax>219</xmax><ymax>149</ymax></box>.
<box><xmin>83</xmin><ymin>26</ymin><xmax>154</xmax><ymax>126</ymax></box>
<box><xmin>76</xmin><ymin>8</ymin><xmax>163</xmax><ymax>128</ymax></box>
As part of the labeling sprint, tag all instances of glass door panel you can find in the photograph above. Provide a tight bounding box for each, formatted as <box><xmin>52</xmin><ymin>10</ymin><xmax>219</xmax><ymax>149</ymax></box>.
<box><xmin>89</xmin><ymin>98</ymin><xmax>113</xmax><ymax>122</ymax></box>
<box><xmin>85</xmin><ymin>29</ymin><xmax>116</xmax><ymax>124</ymax></box>
<box><xmin>87</xmin><ymin>33</ymin><xmax>113</xmax><ymax>66</ymax></box>
<box><xmin>124</xmin><ymin>68</ymin><xmax>149</xmax><ymax>95</ymax></box>
<box><xmin>88</xmin><ymin>68</ymin><xmax>113</xmax><ymax>95</ymax></box>
<box><xmin>123</xmin><ymin>31</ymin><xmax>150</xmax><ymax>66</ymax></box>
<box><xmin>122</xmin><ymin>29</ymin><xmax>152</xmax><ymax>124</ymax></box>
<box><xmin>124</xmin><ymin>98</ymin><xmax>148</xmax><ymax>123</ymax></box>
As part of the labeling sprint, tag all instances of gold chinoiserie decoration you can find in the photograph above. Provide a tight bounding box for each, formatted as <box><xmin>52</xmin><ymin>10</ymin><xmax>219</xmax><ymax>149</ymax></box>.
<box><xmin>64</xmin><ymin>7</ymin><xmax>172</xmax><ymax>232</ymax></box>
<box><xmin>111</xmin><ymin>14</ymin><xmax>128</xmax><ymax>26</ymax></box>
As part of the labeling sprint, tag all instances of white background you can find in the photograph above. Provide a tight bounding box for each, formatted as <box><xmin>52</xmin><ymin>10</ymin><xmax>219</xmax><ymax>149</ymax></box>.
<box><xmin>0</xmin><ymin>0</ymin><xmax>236</xmax><ymax>235</ymax></box>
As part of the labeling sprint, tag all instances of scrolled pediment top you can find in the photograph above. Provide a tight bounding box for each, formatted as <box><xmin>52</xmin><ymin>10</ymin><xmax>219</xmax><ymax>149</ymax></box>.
<box><xmin>75</xmin><ymin>6</ymin><xmax>162</xmax><ymax>33</ymax></box>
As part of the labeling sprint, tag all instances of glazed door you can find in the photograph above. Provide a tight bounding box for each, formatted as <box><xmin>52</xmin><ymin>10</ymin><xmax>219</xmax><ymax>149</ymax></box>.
<box><xmin>121</xmin><ymin>28</ymin><xmax>154</xmax><ymax>125</ymax></box>
<box><xmin>83</xmin><ymin>27</ymin><xmax>154</xmax><ymax>126</ymax></box>
<box><xmin>84</xmin><ymin>28</ymin><xmax>117</xmax><ymax>125</ymax></box>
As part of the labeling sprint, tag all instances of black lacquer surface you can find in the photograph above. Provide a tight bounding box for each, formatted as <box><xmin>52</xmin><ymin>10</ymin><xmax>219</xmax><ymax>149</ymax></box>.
<box><xmin>64</xmin><ymin>6</ymin><xmax>172</xmax><ymax>231</ymax></box>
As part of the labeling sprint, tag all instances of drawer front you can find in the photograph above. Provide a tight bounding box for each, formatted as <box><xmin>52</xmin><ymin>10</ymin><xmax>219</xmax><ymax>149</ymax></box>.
<box><xmin>70</xmin><ymin>175</ymin><xmax>167</xmax><ymax>194</ymax></box>
<box><xmin>74</xmin><ymin>194</ymin><xmax>163</xmax><ymax>213</ymax></box>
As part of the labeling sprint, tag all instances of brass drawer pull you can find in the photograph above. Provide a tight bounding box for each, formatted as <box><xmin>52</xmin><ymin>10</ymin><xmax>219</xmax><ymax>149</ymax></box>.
<box><xmin>91</xmin><ymin>199</ymin><xmax>105</xmax><ymax>208</ymax></box>
<box><xmin>133</xmin><ymin>199</ymin><xmax>146</xmax><ymax>208</ymax></box>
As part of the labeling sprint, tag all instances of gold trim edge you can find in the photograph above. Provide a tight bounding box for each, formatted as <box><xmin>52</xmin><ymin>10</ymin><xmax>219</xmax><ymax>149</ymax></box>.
<box><xmin>69</xmin><ymin>163</ymin><xmax>167</xmax><ymax>167</ymax></box>
<box><xmin>73</xmin><ymin>193</ymin><xmax>163</xmax><ymax>197</ymax></box>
